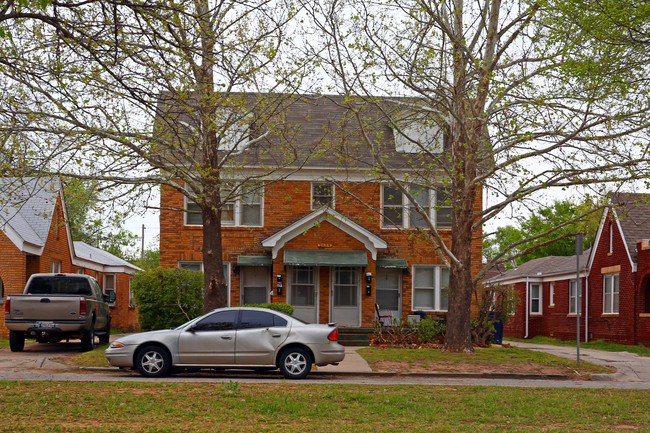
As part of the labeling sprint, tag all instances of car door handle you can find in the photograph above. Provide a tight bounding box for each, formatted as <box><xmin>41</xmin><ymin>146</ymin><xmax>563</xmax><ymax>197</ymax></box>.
<box><xmin>221</xmin><ymin>335</ymin><xmax>233</xmax><ymax>340</ymax></box>
<box><xmin>271</xmin><ymin>333</ymin><xmax>281</xmax><ymax>337</ymax></box>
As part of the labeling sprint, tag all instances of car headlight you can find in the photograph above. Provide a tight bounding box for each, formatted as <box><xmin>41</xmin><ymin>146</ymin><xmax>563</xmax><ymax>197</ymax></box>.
<box><xmin>109</xmin><ymin>342</ymin><xmax>125</xmax><ymax>349</ymax></box>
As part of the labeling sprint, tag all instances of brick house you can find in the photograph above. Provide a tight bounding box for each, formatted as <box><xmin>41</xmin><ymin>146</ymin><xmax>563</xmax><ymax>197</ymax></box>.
<box><xmin>0</xmin><ymin>177</ymin><xmax>141</xmax><ymax>336</ymax></box>
<box><xmin>488</xmin><ymin>193</ymin><xmax>650</xmax><ymax>346</ymax></box>
<box><xmin>158</xmin><ymin>94</ymin><xmax>483</xmax><ymax>327</ymax></box>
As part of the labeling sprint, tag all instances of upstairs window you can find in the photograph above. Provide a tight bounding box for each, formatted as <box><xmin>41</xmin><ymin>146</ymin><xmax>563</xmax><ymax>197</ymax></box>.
<box><xmin>312</xmin><ymin>182</ymin><xmax>334</xmax><ymax>209</ymax></box>
<box><xmin>381</xmin><ymin>184</ymin><xmax>452</xmax><ymax>229</ymax></box>
<box><xmin>184</xmin><ymin>182</ymin><xmax>263</xmax><ymax>227</ymax></box>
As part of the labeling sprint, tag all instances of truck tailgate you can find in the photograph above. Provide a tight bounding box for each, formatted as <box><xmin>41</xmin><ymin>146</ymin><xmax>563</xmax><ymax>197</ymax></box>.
<box><xmin>8</xmin><ymin>295</ymin><xmax>82</xmax><ymax>321</ymax></box>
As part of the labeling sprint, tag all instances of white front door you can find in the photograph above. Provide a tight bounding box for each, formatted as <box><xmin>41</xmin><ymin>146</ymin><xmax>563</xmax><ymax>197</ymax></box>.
<box><xmin>376</xmin><ymin>268</ymin><xmax>401</xmax><ymax>325</ymax></box>
<box><xmin>331</xmin><ymin>267</ymin><xmax>361</xmax><ymax>327</ymax></box>
<box><xmin>289</xmin><ymin>266</ymin><xmax>318</xmax><ymax>323</ymax></box>
<box><xmin>241</xmin><ymin>267</ymin><xmax>269</xmax><ymax>304</ymax></box>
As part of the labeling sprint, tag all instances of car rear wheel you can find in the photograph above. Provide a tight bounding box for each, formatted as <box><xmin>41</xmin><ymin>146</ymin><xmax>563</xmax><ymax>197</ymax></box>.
<box><xmin>135</xmin><ymin>346</ymin><xmax>171</xmax><ymax>378</ymax></box>
<box><xmin>9</xmin><ymin>331</ymin><xmax>25</xmax><ymax>352</ymax></box>
<box><xmin>279</xmin><ymin>347</ymin><xmax>311</xmax><ymax>380</ymax></box>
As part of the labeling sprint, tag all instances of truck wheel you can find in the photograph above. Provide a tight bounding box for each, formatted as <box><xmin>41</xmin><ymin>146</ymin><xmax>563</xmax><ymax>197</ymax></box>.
<box><xmin>98</xmin><ymin>323</ymin><xmax>111</xmax><ymax>345</ymax></box>
<box><xmin>135</xmin><ymin>345</ymin><xmax>171</xmax><ymax>378</ymax></box>
<box><xmin>80</xmin><ymin>327</ymin><xmax>95</xmax><ymax>352</ymax></box>
<box><xmin>9</xmin><ymin>331</ymin><xmax>25</xmax><ymax>352</ymax></box>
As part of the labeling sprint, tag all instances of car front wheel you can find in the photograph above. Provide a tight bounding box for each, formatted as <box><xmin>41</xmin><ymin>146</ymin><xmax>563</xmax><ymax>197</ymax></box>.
<box><xmin>135</xmin><ymin>346</ymin><xmax>171</xmax><ymax>378</ymax></box>
<box><xmin>279</xmin><ymin>347</ymin><xmax>311</xmax><ymax>380</ymax></box>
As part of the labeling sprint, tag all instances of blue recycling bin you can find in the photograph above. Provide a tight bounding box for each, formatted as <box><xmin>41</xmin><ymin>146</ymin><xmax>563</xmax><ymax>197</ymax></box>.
<box><xmin>492</xmin><ymin>318</ymin><xmax>504</xmax><ymax>344</ymax></box>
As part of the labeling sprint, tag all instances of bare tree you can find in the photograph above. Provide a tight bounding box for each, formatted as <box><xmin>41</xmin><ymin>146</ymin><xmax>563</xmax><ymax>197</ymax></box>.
<box><xmin>304</xmin><ymin>0</ymin><xmax>650</xmax><ymax>351</ymax></box>
<box><xmin>0</xmin><ymin>0</ymin><xmax>307</xmax><ymax>312</ymax></box>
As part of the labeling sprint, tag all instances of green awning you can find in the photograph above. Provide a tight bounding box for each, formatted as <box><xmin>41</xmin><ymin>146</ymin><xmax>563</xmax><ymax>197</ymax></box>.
<box><xmin>376</xmin><ymin>258</ymin><xmax>408</xmax><ymax>269</ymax></box>
<box><xmin>237</xmin><ymin>255</ymin><xmax>272</xmax><ymax>266</ymax></box>
<box><xmin>284</xmin><ymin>250</ymin><xmax>368</xmax><ymax>267</ymax></box>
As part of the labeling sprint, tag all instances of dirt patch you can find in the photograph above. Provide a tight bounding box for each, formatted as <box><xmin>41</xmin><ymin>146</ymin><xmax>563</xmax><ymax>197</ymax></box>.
<box><xmin>370</xmin><ymin>360</ymin><xmax>591</xmax><ymax>380</ymax></box>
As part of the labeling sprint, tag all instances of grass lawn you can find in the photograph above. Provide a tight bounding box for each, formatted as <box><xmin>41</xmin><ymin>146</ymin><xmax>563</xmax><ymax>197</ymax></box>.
<box><xmin>0</xmin><ymin>381</ymin><xmax>648</xmax><ymax>432</ymax></box>
<box><xmin>357</xmin><ymin>346</ymin><xmax>612</xmax><ymax>379</ymax></box>
<box><xmin>506</xmin><ymin>336</ymin><xmax>650</xmax><ymax>356</ymax></box>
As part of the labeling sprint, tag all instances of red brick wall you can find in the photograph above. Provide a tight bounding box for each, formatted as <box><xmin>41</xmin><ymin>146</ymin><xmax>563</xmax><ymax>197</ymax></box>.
<box><xmin>160</xmin><ymin>180</ymin><xmax>484</xmax><ymax>326</ymax></box>
<box><xmin>505</xmin><ymin>213</ymin><xmax>650</xmax><ymax>346</ymax></box>
<box><xmin>0</xmin><ymin>231</ymin><xmax>28</xmax><ymax>337</ymax></box>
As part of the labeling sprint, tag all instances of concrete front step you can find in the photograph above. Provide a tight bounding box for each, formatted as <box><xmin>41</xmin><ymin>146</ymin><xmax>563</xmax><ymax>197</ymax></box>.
<box><xmin>338</xmin><ymin>327</ymin><xmax>374</xmax><ymax>346</ymax></box>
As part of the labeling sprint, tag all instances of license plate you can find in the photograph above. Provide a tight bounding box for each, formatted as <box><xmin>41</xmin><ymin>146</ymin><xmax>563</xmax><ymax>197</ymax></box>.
<box><xmin>35</xmin><ymin>321</ymin><xmax>56</xmax><ymax>329</ymax></box>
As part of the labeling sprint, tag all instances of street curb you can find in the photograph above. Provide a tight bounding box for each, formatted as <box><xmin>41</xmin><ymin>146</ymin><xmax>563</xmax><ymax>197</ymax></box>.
<box><xmin>80</xmin><ymin>366</ymin><xmax>570</xmax><ymax>380</ymax></box>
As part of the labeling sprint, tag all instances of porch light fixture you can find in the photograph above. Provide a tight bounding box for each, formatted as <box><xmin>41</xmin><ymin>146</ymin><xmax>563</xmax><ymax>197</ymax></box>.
<box><xmin>366</xmin><ymin>272</ymin><xmax>372</xmax><ymax>296</ymax></box>
<box><xmin>276</xmin><ymin>274</ymin><xmax>283</xmax><ymax>295</ymax></box>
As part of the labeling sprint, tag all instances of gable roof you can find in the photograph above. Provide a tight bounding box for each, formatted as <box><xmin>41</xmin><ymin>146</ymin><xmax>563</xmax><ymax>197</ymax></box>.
<box><xmin>487</xmin><ymin>249</ymin><xmax>591</xmax><ymax>284</ymax></box>
<box><xmin>611</xmin><ymin>193</ymin><xmax>650</xmax><ymax>263</ymax></box>
<box><xmin>0</xmin><ymin>177</ymin><xmax>60</xmax><ymax>254</ymax></box>
<box><xmin>73</xmin><ymin>241</ymin><xmax>141</xmax><ymax>274</ymax></box>
<box><xmin>262</xmin><ymin>207</ymin><xmax>387</xmax><ymax>260</ymax></box>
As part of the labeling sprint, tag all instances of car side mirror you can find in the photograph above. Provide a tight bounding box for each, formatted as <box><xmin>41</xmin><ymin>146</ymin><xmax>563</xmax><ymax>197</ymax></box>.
<box><xmin>104</xmin><ymin>292</ymin><xmax>116</xmax><ymax>303</ymax></box>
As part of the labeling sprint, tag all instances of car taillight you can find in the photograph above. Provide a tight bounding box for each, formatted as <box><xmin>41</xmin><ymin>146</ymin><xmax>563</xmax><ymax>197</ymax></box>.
<box><xmin>80</xmin><ymin>299</ymin><xmax>87</xmax><ymax>317</ymax></box>
<box><xmin>328</xmin><ymin>328</ymin><xmax>339</xmax><ymax>342</ymax></box>
<box><xmin>4</xmin><ymin>298</ymin><xmax>9</xmax><ymax>317</ymax></box>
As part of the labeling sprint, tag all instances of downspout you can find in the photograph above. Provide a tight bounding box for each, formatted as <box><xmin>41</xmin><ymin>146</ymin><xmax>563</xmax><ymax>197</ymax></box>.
<box><xmin>525</xmin><ymin>276</ymin><xmax>529</xmax><ymax>339</ymax></box>
<box><xmin>585</xmin><ymin>276</ymin><xmax>589</xmax><ymax>343</ymax></box>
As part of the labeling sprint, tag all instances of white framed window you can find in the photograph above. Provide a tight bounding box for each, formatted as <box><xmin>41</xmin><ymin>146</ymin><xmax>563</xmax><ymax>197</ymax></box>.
<box><xmin>128</xmin><ymin>276</ymin><xmax>135</xmax><ymax>307</ymax></box>
<box><xmin>177</xmin><ymin>261</ymin><xmax>231</xmax><ymax>305</ymax></box>
<box><xmin>179</xmin><ymin>261</ymin><xmax>204</xmax><ymax>272</ymax></box>
<box><xmin>603</xmin><ymin>274</ymin><xmax>619</xmax><ymax>314</ymax></box>
<box><xmin>104</xmin><ymin>274</ymin><xmax>116</xmax><ymax>305</ymax></box>
<box><xmin>412</xmin><ymin>265</ymin><xmax>450</xmax><ymax>311</ymax></box>
<box><xmin>312</xmin><ymin>182</ymin><xmax>334</xmax><ymax>209</ymax></box>
<box><xmin>382</xmin><ymin>184</ymin><xmax>451</xmax><ymax>229</ymax></box>
<box><xmin>569</xmin><ymin>280</ymin><xmax>582</xmax><ymax>315</ymax></box>
<box><xmin>549</xmin><ymin>283</ymin><xmax>555</xmax><ymax>306</ymax></box>
<box><xmin>184</xmin><ymin>183</ymin><xmax>263</xmax><ymax>227</ymax></box>
<box><xmin>50</xmin><ymin>261</ymin><xmax>61</xmax><ymax>273</ymax></box>
<box><xmin>530</xmin><ymin>284</ymin><xmax>542</xmax><ymax>314</ymax></box>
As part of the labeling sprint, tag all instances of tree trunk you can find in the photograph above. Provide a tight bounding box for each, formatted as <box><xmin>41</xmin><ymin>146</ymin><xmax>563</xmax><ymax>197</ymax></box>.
<box><xmin>201</xmin><ymin>202</ymin><xmax>227</xmax><ymax>312</ymax></box>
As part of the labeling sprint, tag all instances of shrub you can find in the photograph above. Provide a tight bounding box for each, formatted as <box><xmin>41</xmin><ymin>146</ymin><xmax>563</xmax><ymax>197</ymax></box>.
<box><xmin>416</xmin><ymin>318</ymin><xmax>446</xmax><ymax>343</ymax></box>
<box><xmin>132</xmin><ymin>267</ymin><xmax>204</xmax><ymax>331</ymax></box>
<box><xmin>240</xmin><ymin>303</ymin><xmax>294</xmax><ymax>316</ymax></box>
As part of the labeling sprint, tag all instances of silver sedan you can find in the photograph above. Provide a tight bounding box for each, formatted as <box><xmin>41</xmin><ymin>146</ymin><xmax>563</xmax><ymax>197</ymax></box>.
<box><xmin>105</xmin><ymin>307</ymin><xmax>345</xmax><ymax>379</ymax></box>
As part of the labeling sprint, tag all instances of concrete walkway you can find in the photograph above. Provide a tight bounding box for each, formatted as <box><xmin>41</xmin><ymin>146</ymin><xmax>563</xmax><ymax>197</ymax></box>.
<box><xmin>506</xmin><ymin>340</ymin><xmax>650</xmax><ymax>382</ymax></box>
<box><xmin>316</xmin><ymin>346</ymin><xmax>373</xmax><ymax>373</ymax></box>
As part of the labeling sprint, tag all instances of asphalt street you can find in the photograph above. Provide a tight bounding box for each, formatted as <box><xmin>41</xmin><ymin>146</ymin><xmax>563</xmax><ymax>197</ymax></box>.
<box><xmin>1</xmin><ymin>339</ymin><xmax>649</xmax><ymax>389</ymax></box>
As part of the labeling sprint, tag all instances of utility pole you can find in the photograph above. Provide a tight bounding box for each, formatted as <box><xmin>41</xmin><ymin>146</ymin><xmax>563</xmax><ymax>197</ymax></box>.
<box><xmin>141</xmin><ymin>224</ymin><xmax>146</xmax><ymax>260</ymax></box>
<box><xmin>576</xmin><ymin>233</ymin><xmax>583</xmax><ymax>366</ymax></box>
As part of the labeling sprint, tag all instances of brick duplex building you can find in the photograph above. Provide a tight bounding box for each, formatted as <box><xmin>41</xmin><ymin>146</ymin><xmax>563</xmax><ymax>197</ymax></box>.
<box><xmin>0</xmin><ymin>177</ymin><xmax>140</xmax><ymax>336</ymax></box>
<box><xmin>489</xmin><ymin>193</ymin><xmax>650</xmax><ymax>346</ymax></box>
<box><xmin>159</xmin><ymin>94</ymin><xmax>483</xmax><ymax>327</ymax></box>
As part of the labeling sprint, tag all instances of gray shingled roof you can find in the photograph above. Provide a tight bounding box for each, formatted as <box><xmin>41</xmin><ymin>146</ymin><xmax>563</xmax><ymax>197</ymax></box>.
<box><xmin>153</xmin><ymin>93</ymin><xmax>456</xmax><ymax>173</ymax></box>
<box><xmin>0</xmin><ymin>177</ymin><xmax>59</xmax><ymax>249</ymax></box>
<box><xmin>73</xmin><ymin>241</ymin><xmax>140</xmax><ymax>270</ymax></box>
<box><xmin>612</xmin><ymin>193</ymin><xmax>650</xmax><ymax>263</ymax></box>
<box><xmin>488</xmin><ymin>249</ymin><xmax>591</xmax><ymax>283</ymax></box>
